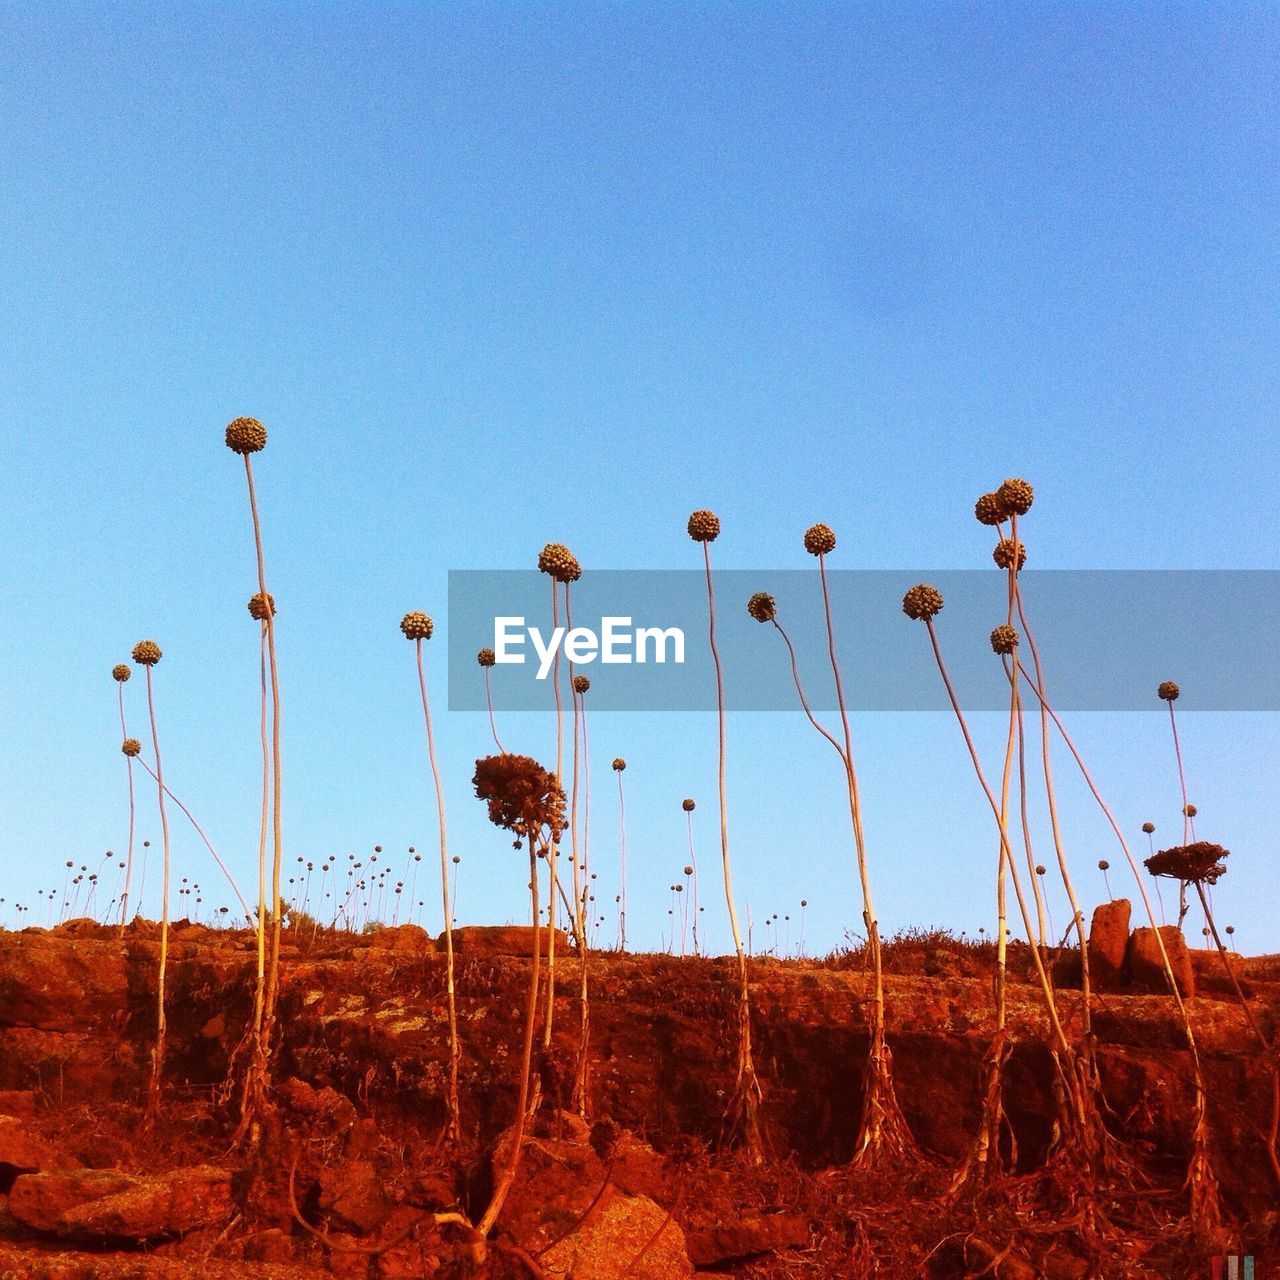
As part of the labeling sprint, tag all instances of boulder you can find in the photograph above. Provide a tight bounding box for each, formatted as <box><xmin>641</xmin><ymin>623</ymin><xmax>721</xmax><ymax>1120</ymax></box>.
<box><xmin>9</xmin><ymin>1165</ymin><xmax>231</xmax><ymax>1239</ymax></box>
<box><xmin>1087</xmin><ymin>899</ymin><xmax>1131</xmax><ymax>990</ymax></box>
<box><xmin>445</xmin><ymin>925</ymin><xmax>569</xmax><ymax>956</ymax></box>
<box><xmin>363</xmin><ymin>923</ymin><xmax>431</xmax><ymax>952</ymax></box>
<box><xmin>1126</xmin><ymin>926</ymin><xmax>1195</xmax><ymax>998</ymax></box>
<box><xmin>685</xmin><ymin>1213</ymin><xmax>810</xmax><ymax>1266</ymax></box>
<box><xmin>318</xmin><ymin>1158</ymin><xmax>395</xmax><ymax>1235</ymax></box>
<box><xmin>0</xmin><ymin>1116</ymin><xmax>67</xmax><ymax>1181</ymax></box>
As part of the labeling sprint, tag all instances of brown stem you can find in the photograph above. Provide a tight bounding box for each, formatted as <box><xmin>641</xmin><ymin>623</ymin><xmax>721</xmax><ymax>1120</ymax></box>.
<box><xmin>416</xmin><ymin>637</ymin><xmax>460</xmax><ymax>1144</ymax></box>
<box><xmin>544</xmin><ymin>578</ymin><xmax>563</xmax><ymax>1050</ymax></box>
<box><xmin>484</xmin><ymin>668</ymin><xmax>506</xmax><ymax>754</ymax></box>
<box><xmin>144</xmin><ymin>664</ymin><xmax>171</xmax><ymax>1116</ymax></box>
<box><xmin>478</xmin><ymin>839</ymin><xmax>544</xmax><ymax>1236</ymax></box>
<box><xmin>617</xmin><ymin>770</ymin><xmax>627</xmax><ymax>951</ymax></box>
<box><xmin>1168</xmin><ymin>700</ymin><xmax>1191</xmax><ymax>845</ymax></box>
<box><xmin>117</xmin><ymin>684</ymin><xmax>136</xmax><ymax>933</ymax></box>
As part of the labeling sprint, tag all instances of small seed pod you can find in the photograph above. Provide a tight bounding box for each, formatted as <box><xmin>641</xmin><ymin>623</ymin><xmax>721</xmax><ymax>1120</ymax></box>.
<box><xmin>1035</xmin><ymin>864</ymin><xmax>1046</xmax><ymax>876</ymax></box>
<box><xmin>112</xmin><ymin>664</ymin><xmax>131</xmax><ymax>683</ymax></box>
<box><xmin>683</xmin><ymin>865</ymin><xmax>693</xmax><ymax>876</ymax></box>
<box><xmin>1226</xmin><ymin>925</ymin><xmax>1235</xmax><ymax>936</ymax></box>
<box><xmin>612</xmin><ymin>758</ymin><xmax>626</xmax><ymax>772</ymax></box>
<box><xmin>1098</xmin><ymin>859</ymin><xmax>1110</xmax><ymax>871</ymax></box>
<box><xmin>573</xmin><ymin>675</ymin><xmax>590</xmax><ymax>694</ymax></box>
<box><xmin>990</xmin><ymin>624</ymin><xmax>1019</xmax><ymax>655</ymax></box>
<box><xmin>1184</xmin><ymin>804</ymin><xmax>1198</xmax><ymax>818</ymax></box>
<box><xmin>225</xmin><ymin>416</ymin><xmax>267</xmax><ymax>454</ymax></box>
<box><xmin>687</xmin><ymin>509</ymin><xmax>720</xmax><ymax>542</ymax></box>
<box><xmin>682</xmin><ymin>798</ymin><xmax>695</xmax><ymax>812</ymax></box>
<box><xmin>132</xmin><ymin>640</ymin><xmax>162</xmax><ymax>666</ymax></box>
<box><xmin>247</xmin><ymin>592</ymin><xmax>276</xmax><ymax>620</ymax></box>
<box><xmin>803</xmin><ymin>523</ymin><xmax>836</xmax><ymax>556</ymax></box>
<box><xmin>1158</xmin><ymin>680</ymin><xmax>1180</xmax><ymax>702</ymax></box>
<box><xmin>746</xmin><ymin>591</ymin><xmax>776</xmax><ymax>623</ymax></box>
<box><xmin>974</xmin><ymin>492</ymin><xmax>1009</xmax><ymax>527</ymax></box>
<box><xmin>997</xmin><ymin>477</ymin><xmax>1034</xmax><ymax>515</ymax></box>
<box><xmin>537</xmin><ymin>542</ymin><xmax>582</xmax><ymax>583</ymax></box>
<box><xmin>122</xmin><ymin>738</ymin><xmax>142</xmax><ymax>757</ymax></box>
<box><xmin>477</xmin><ymin>647</ymin><xmax>496</xmax><ymax>668</ymax></box>
<box><xmin>902</xmin><ymin>584</ymin><xmax>943</xmax><ymax>621</ymax></box>
<box><xmin>992</xmin><ymin>539</ymin><xmax>1027</xmax><ymax>572</ymax></box>
<box><xmin>1142</xmin><ymin>822</ymin><xmax>1155</xmax><ymax>834</ymax></box>
<box><xmin>400</xmin><ymin>611</ymin><xmax>434</xmax><ymax>641</ymax></box>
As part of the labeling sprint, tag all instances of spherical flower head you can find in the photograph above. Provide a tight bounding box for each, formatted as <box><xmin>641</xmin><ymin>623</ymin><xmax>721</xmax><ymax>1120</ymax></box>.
<box><xmin>992</xmin><ymin>539</ymin><xmax>1027</xmax><ymax>572</ymax></box>
<box><xmin>902</xmin><ymin>584</ymin><xmax>943</xmax><ymax>621</ymax></box>
<box><xmin>1158</xmin><ymin>680</ymin><xmax>1180</xmax><ymax>702</ymax></box>
<box><xmin>572</xmin><ymin>675</ymin><xmax>590</xmax><ymax>694</ymax></box>
<box><xmin>683</xmin><ymin>865</ymin><xmax>693</xmax><ymax>876</ymax></box>
<box><xmin>682</xmin><ymin>798</ymin><xmax>695</xmax><ymax>812</ymax></box>
<box><xmin>247</xmin><ymin>592</ymin><xmax>276</xmax><ymax>621</ymax></box>
<box><xmin>1144</xmin><ymin>840</ymin><xmax>1228</xmax><ymax>886</ymax></box>
<box><xmin>974</xmin><ymin>492</ymin><xmax>1009</xmax><ymax>527</ymax></box>
<box><xmin>400</xmin><ymin>611</ymin><xmax>434</xmax><ymax>641</ymax></box>
<box><xmin>1035</xmin><ymin>864</ymin><xmax>1046</xmax><ymax>876</ymax></box>
<box><xmin>477</xmin><ymin>647</ymin><xmax>496</xmax><ymax>668</ymax></box>
<box><xmin>122</xmin><ymin>738</ymin><xmax>142</xmax><ymax>757</ymax></box>
<box><xmin>132</xmin><ymin>640</ymin><xmax>162</xmax><ymax>666</ymax></box>
<box><xmin>1184</xmin><ymin>804</ymin><xmax>1198</xmax><ymax>818</ymax></box>
<box><xmin>112</xmin><ymin>664</ymin><xmax>131</xmax><ymax>683</ymax></box>
<box><xmin>612</xmin><ymin>757</ymin><xmax>626</xmax><ymax>772</ymax></box>
<box><xmin>537</xmin><ymin>542</ymin><xmax>582</xmax><ymax>583</ymax></box>
<box><xmin>472</xmin><ymin>753</ymin><xmax>566</xmax><ymax>841</ymax></box>
<box><xmin>746</xmin><ymin>591</ymin><xmax>776</xmax><ymax>623</ymax></box>
<box><xmin>1098</xmin><ymin>859</ymin><xmax>1110</xmax><ymax>871</ymax></box>
<box><xmin>803</xmin><ymin>523</ymin><xmax>836</xmax><ymax>556</ymax></box>
<box><xmin>1142</xmin><ymin>822</ymin><xmax>1155</xmax><ymax>834</ymax></box>
<box><xmin>687</xmin><ymin>510</ymin><xmax>720</xmax><ymax>542</ymax></box>
<box><xmin>997</xmin><ymin>477</ymin><xmax>1034</xmax><ymax>516</ymax></box>
<box><xmin>225</xmin><ymin>417</ymin><xmax>267</xmax><ymax>455</ymax></box>
<box><xmin>1226</xmin><ymin>925</ymin><xmax>1235</xmax><ymax>936</ymax></box>
<box><xmin>990</xmin><ymin>624</ymin><xmax>1019</xmax><ymax>655</ymax></box>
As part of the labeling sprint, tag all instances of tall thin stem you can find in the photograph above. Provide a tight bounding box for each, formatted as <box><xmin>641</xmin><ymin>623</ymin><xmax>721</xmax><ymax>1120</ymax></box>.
<box><xmin>416</xmin><ymin>638</ymin><xmax>460</xmax><ymax>1143</ymax></box>
<box><xmin>484</xmin><ymin>668</ymin><xmax>506</xmax><ymax>754</ymax></box>
<box><xmin>143</xmin><ymin>665</ymin><xmax>171</xmax><ymax>1116</ymax></box>
<box><xmin>117</xmin><ymin>684</ymin><xmax>136</xmax><ymax>932</ymax></box>
<box><xmin>566</xmin><ymin>584</ymin><xmax>591</xmax><ymax>1116</ymax></box>
<box><xmin>616</xmin><ymin>770</ymin><xmax>628</xmax><ymax>951</ymax></box>
<box><xmin>703</xmin><ymin>542</ymin><xmax>762</xmax><ymax>1161</ymax></box>
<box><xmin>543</xmin><ymin>578</ymin><xmax>563</xmax><ymax>1049</ymax></box>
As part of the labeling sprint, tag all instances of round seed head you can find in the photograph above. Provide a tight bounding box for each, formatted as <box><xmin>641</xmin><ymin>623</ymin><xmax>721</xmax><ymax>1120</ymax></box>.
<box><xmin>1142</xmin><ymin>822</ymin><xmax>1155</xmax><ymax>834</ymax></box>
<box><xmin>112</xmin><ymin>664</ymin><xmax>131</xmax><ymax>683</ymax></box>
<box><xmin>537</xmin><ymin>542</ymin><xmax>582</xmax><ymax>583</ymax></box>
<box><xmin>132</xmin><ymin>640</ymin><xmax>162</xmax><ymax>666</ymax></box>
<box><xmin>747</xmin><ymin>591</ymin><xmax>776</xmax><ymax>623</ymax></box>
<box><xmin>400</xmin><ymin>611</ymin><xmax>434</xmax><ymax>641</ymax></box>
<box><xmin>1144</xmin><ymin>840</ymin><xmax>1228</xmax><ymax>886</ymax></box>
<box><xmin>902</xmin><ymin>584</ymin><xmax>944</xmax><ymax>621</ymax></box>
<box><xmin>225</xmin><ymin>417</ymin><xmax>267</xmax><ymax>454</ymax></box>
<box><xmin>1158</xmin><ymin>680</ymin><xmax>1180</xmax><ymax>702</ymax></box>
<box><xmin>1098</xmin><ymin>859</ymin><xmax>1110</xmax><ymax>872</ymax></box>
<box><xmin>683</xmin><ymin>865</ymin><xmax>693</xmax><ymax>876</ymax></box>
<box><xmin>247</xmin><ymin>592</ymin><xmax>276</xmax><ymax>621</ymax></box>
<box><xmin>573</xmin><ymin>675</ymin><xmax>590</xmax><ymax>694</ymax></box>
<box><xmin>803</xmin><ymin>523</ymin><xmax>836</xmax><ymax>556</ymax></box>
<box><xmin>612</xmin><ymin>757</ymin><xmax>626</xmax><ymax>772</ymax></box>
<box><xmin>1035</xmin><ymin>864</ymin><xmax>1046</xmax><ymax>876</ymax></box>
<box><xmin>122</xmin><ymin>738</ymin><xmax>142</xmax><ymax>757</ymax></box>
<box><xmin>1226</xmin><ymin>926</ymin><xmax>1235</xmax><ymax>936</ymax></box>
<box><xmin>477</xmin><ymin>647</ymin><xmax>496</xmax><ymax>668</ymax></box>
<box><xmin>974</xmin><ymin>492</ymin><xmax>1009</xmax><ymax>527</ymax></box>
<box><xmin>997</xmin><ymin>477</ymin><xmax>1034</xmax><ymax>515</ymax></box>
<box><xmin>1184</xmin><ymin>804</ymin><xmax>1197</xmax><ymax>818</ymax></box>
<box><xmin>687</xmin><ymin>509</ymin><xmax>720</xmax><ymax>542</ymax></box>
<box><xmin>992</xmin><ymin>539</ymin><xmax>1027</xmax><ymax>572</ymax></box>
<box><xmin>682</xmin><ymin>798</ymin><xmax>695</xmax><ymax>812</ymax></box>
<box><xmin>990</xmin><ymin>624</ymin><xmax>1019</xmax><ymax>655</ymax></box>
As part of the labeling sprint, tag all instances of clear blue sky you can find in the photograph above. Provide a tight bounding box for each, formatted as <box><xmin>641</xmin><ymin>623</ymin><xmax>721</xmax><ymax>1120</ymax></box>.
<box><xmin>2</xmin><ymin>4</ymin><xmax>1277</xmax><ymax>953</ymax></box>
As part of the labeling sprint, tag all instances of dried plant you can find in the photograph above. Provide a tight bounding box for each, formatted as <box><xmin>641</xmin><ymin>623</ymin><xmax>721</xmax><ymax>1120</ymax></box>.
<box><xmin>112</xmin><ymin>665</ymin><xmax>137</xmax><ymax>931</ymax></box>
<box><xmin>402</xmin><ymin>610</ymin><xmax>460</xmax><ymax>1144</ymax></box>
<box><xmin>132</xmin><ymin>640</ymin><xmax>171</xmax><ymax>1116</ymax></box>
<box><xmin>472</xmin><ymin>753</ymin><xmax>566</xmax><ymax>1237</ymax></box>
<box><xmin>226</xmin><ymin>417</ymin><xmax>284</xmax><ymax>1139</ymax></box>
<box><xmin>612</xmin><ymin>757</ymin><xmax>628</xmax><ymax>949</ymax></box>
<box><xmin>682</xmin><ymin>799</ymin><xmax>701</xmax><ymax>955</ymax></box>
<box><xmin>690</xmin><ymin>508</ymin><xmax>763</xmax><ymax>1161</ymax></box>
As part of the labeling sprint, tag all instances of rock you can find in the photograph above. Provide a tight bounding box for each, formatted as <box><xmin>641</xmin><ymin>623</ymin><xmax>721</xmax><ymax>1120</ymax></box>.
<box><xmin>445</xmin><ymin>925</ymin><xmax>569</xmax><ymax>956</ymax></box>
<box><xmin>318</xmin><ymin>1159</ymin><xmax>394</xmax><ymax>1234</ymax></box>
<box><xmin>240</xmin><ymin>1226</ymin><xmax>294</xmax><ymax>1262</ymax></box>
<box><xmin>276</xmin><ymin>1077</ymin><xmax>357</xmax><ymax>1132</ymax></box>
<box><xmin>363</xmin><ymin>923</ymin><xmax>431</xmax><ymax>951</ymax></box>
<box><xmin>685</xmin><ymin>1213</ymin><xmax>810</xmax><ymax>1266</ymax></box>
<box><xmin>0</xmin><ymin>1092</ymin><xmax>37</xmax><ymax>1119</ymax></box>
<box><xmin>0</xmin><ymin>937</ymin><xmax>127</xmax><ymax>1033</ymax></box>
<box><xmin>541</xmin><ymin>1190</ymin><xmax>693</xmax><ymax>1279</ymax></box>
<box><xmin>9</xmin><ymin>1166</ymin><xmax>231</xmax><ymax>1239</ymax></box>
<box><xmin>0</xmin><ymin>1116</ymin><xmax>66</xmax><ymax>1180</ymax></box>
<box><xmin>1126</xmin><ymin>926</ymin><xmax>1195</xmax><ymax>998</ymax></box>
<box><xmin>1087</xmin><ymin>899</ymin><xmax>1130</xmax><ymax>990</ymax></box>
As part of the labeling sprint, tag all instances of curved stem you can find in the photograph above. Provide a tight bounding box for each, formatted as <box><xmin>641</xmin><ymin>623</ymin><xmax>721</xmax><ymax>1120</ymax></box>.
<box><xmin>144</xmin><ymin>665</ymin><xmax>172</xmax><ymax>1116</ymax></box>
<box><xmin>484</xmin><ymin>669</ymin><xmax>506</xmax><ymax>754</ymax></box>
<box><xmin>117</xmin><ymin>684</ymin><xmax>136</xmax><ymax>932</ymax></box>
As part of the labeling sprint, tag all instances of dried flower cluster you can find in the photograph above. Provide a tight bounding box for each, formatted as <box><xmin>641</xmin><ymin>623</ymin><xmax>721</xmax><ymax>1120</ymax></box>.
<box><xmin>537</xmin><ymin>543</ymin><xmax>582</xmax><ymax>583</ymax></box>
<box><xmin>132</xmin><ymin>640</ymin><xmax>162</xmax><ymax>666</ymax></box>
<box><xmin>1144</xmin><ymin>840</ymin><xmax>1228</xmax><ymax>886</ymax></box>
<box><xmin>224</xmin><ymin>417</ymin><xmax>268</xmax><ymax>455</ymax></box>
<box><xmin>803</xmin><ymin>523</ymin><xmax>836</xmax><ymax>556</ymax></box>
<box><xmin>902</xmin><ymin>584</ymin><xmax>944</xmax><ymax>621</ymax></box>
<box><xmin>477</xmin><ymin>648</ymin><xmax>496</xmax><ymax>668</ymax></box>
<box><xmin>400</xmin><ymin>611</ymin><xmax>434</xmax><ymax>641</ymax></box>
<box><xmin>687</xmin><ymin>509</ymin><xmax>720</xmax><ymax>542</ymax></box>
<box><xmin>989</xmin><ymin>624</ymin><xmax>1019</xmax><ymax>655</ymax></box>
<box><xmin>112</xmin><ymin>664</ymin><xmax>131</xmax><ymax>683</ymax></box>
<box><xmin>247</xmin><ymin>592</ymin><xmax>276</xmax><ymax>621</ymax></box>
<box><xmin>472</xmin><ymin>753</ymin><xmax>566</xmax><ymax>842</ymax></box>
<box><xmin>747</xmin><ymin>591</ymin><xmax>776</xmax><ymax>623</ymax></box>
<box><xmin>1158</xmin><ymin>680</ymin><xmax>1181</xmax><ymax>702</ymax></box>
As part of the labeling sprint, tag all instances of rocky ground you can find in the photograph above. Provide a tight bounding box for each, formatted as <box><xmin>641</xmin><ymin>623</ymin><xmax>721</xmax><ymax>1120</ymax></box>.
<box><xmin>0</xmin><ymin>913</ymin><xmax>1276</xmax><ymax>1278</ymax></box>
